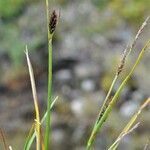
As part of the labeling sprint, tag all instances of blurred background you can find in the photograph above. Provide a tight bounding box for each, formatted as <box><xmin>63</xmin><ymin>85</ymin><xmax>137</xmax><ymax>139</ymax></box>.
<box><xmin>0</xmin><ymin>0</ymin><xmax>150</xmax><ymax>149</ymax></box>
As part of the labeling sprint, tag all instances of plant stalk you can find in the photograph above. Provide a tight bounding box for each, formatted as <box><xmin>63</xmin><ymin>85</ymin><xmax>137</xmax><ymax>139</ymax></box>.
<box><xmin>87</xmin><ymin>40</ymin><xmax>150</xmax><ymax>150</ymax></box>
<box><xmin>44</xmin><ymin>0</ymin><xmax>53</xmax><ymax>149</ymax></box>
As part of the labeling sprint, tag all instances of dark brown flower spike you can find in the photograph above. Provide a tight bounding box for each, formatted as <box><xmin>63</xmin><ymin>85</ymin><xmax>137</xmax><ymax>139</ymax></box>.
<box><xmin>49</xmin><ymin>10</ymin><xmax>59</xmax><ymax>34</ymax></box>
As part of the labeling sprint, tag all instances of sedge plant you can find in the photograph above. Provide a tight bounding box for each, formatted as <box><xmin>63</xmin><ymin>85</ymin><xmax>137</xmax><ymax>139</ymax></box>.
<box><xmin>108</xmin><ymin>97</ymin><xmax>150</xmax><ymax>150</ymax></box>
<box><xmin>24</xmin><ymin>1</ymin><xmax>59</xmax><ymax>150</ymax></box>
<box><xmin>0</xmin><ymin>1</ymin><xmax>150</xmax><ymax>150</ymax></box>
<box><xmin>44</xmin><ymin>1</ymin><xmax>57</xmax><ymax>149</ymax></box>
<box><xmin>86</xmin><ymin>16</ymin><xmax>150</xmax><ymax>150</ymax></box>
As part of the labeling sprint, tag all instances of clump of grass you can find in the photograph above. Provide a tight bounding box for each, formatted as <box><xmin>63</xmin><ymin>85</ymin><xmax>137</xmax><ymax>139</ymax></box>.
<box><xmin>86</xmin><ymin>16</ymin><xmax>150</xmax><ymax>150</ymax></box>
<box><xmin>24</xmin><ymin>1</ymin><xmax>59</xmax><ymax>150</ymax></box>
<box><xmin>23</xmin><ymin>96</ymin><xmax>58</xmax><ymax>150</ymax></box>
<box><xmin>108</xmin><ymin>98</ymin><xmax>150</xmax><ymax>150</ymax></box>
<box><xmin>0</xmin><ymin>1</ymin><xmax>150</xmax><ymax>150</ymax></box>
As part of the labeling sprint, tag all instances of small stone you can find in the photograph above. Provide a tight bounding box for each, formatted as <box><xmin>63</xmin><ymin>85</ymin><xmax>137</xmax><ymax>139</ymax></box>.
<box><xmin>55</xmin><ymin>69</ymin><xmax>72</xmax><ymax>81</ymax></box>
<box><xmin>81</xmin><ymin>79</ymin><xmax>95</xmax><ymax>91</ymax></box>
<box><xmin>75</xmin><ymin>63</ymin><xmax>100</xmax><ymax>79</ymax></box>
<box><xmin>120</xmin><ymin>101</ymin><xmax>139</xmax><ymax>117</ymax></box>
<box><xmin>52</xmin><ymin>129</ymin><xmax>65</xmax><ymax>144</ymax></box>
<box><xmin>71</xmin><ymin>98</ymin><xmax>84</xmax><ymax>116</ymax></box>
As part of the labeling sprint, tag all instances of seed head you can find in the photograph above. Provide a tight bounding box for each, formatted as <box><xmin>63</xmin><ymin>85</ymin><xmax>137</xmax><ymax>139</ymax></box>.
<box><xmin>49</xmin><ymin>10</ymin><xmax>59</xmax><ymax>34</ymax></box>
<box><xmin>117</xmin><ymin>46</ymin><xmax>128</xmax><ymax>76</ymax></box>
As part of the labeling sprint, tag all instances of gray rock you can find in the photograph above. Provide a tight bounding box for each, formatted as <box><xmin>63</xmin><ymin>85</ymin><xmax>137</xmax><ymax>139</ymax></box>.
<box><xmin>120</xmin><ymin>101</ymin><xmax>139</xmax><ymax>117</ymax></box>
<box><xmin>81</xmin><ymin>79</ymin><xmax>95</xmax><ymax>92</ymax></box>
<box><xmin>75</xmin><ymin>63</ymin><xmax>100</xmax><ymax>79</ymax></box>
<box><xmin>55</xmin><ymin>69</ymin><xmax>72</xmax><ymax>81</ymax></box>
<box><xmin>71</xmin><ymin>98</ymin><xmax>85</xmax><ymax>116</ymax></box>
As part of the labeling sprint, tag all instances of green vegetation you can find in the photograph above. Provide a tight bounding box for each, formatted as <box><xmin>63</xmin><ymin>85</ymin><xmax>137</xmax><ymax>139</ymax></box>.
<box><xmin>0</xmin><ymin>0</ymin><xmax>25</xmax><ymax>19</ymax></box>
<box><xmin>94</xmin><ymin>0</ymin><xmax>150</xmax><ymax>24</ymax></box>
<box><xmin>110</xmin><ymin>0</ymin><xmax>150</xmax><ymax>23</ymax></box>
<box><xmin>0</xmin><ymin>0</ymin><xmax>150</xmax><ymax>150</ymax></box>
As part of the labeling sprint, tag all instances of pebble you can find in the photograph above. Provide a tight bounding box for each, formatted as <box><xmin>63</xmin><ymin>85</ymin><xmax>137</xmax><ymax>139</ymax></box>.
<box><xmin>55</xmin><ymin>69</ymin><xmax>72</xmax><ymax>81</ymax></box>
<box><xmin>71</xmin><ymin>98</ymin><xmax>85</xmax><ymax>116</ymax></box>
<box><xmin>75</xmin><ymin>63</ymin><xmax>100</xmax><ymax>79</ymax></box>
<box><xmin>81</xmin><ymin>79</ymin><xmax>95</xmax><ymax>92</ymax></box>
<box><xmin>52</xmin><ymin>129</ymin><xmax>65</xmax><ymax>144</ymax></box>
<box><xmin>120</xmin><ymin>101</ymin><xmax>139</xmax><ymax>117</ymax></box>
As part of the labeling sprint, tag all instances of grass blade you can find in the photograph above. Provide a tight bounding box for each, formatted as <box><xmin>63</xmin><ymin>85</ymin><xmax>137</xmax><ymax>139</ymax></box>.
<box><xmin>23</xmin><ymin>123</ymin><xmax>35</xmax><ymax>150</ymax></box>
<box><xmin>87</xmin><ymin>40</ymin><xmax>150</xmax><ymax>150</ymax></box>
<box><xmin>144</xmin><ymin>140</ymin><xmax>149</xmax><ymax>150</ymax></box>
<box><xmin>25</xmin><ymin>47</ymin><xmax>41</xmax><ymax>150</ymax></box>
<box><xmin>91</xmin><ymin>16</ymin><xmax>150</xmax><ymax>138</ymax></box>
<box><xmin>108</xmin><ymin>98</ymin><xmax>150</xmax><ymax>150</ymax></box>
<box><xmin>23</xmin><ymin>96</ymin><xmax>58</xmax><ymax>150</ymax></box>
<box><xmin>0</xmin><ymin>128</ymin><xmax>8</xmax><ymax>150</ymax></box>
<box><xmin>108</xmin><ymin>123</ymin><xmax>140</xmax><ymax>150</ymax></box>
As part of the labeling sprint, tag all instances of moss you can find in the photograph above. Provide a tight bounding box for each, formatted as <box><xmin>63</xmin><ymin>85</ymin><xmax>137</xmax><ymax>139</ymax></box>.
<box><xmin>0</xmin><ymin>0</ymin><xmax>25</xmax><ymax>19</ymax></box>
<box><xmin>109</xmin><ymin>0</ymin><xmax>150</xmax><ymax>24</ymax></box>
<box><xmin>93</xmin><ymin>0</ymin><xmax>150</xmax><ymax>25</ymax></box>
<box><xmin>0</xmin><ymin>0</ymin><xmax>40</xmax><ymax>20</ymax></box>
<box><xmin>82</xmin><ymin>17</ymin><xmax>117</xmax><ymax>36</ymax></box>
<box><xmin>55</xmin><ymin>0</ymin><xmax>68</xmax><ymax>6</ymax></box>
<box><xmin>0</xmin><ymin>2</ymin><xmax>47</xmax><ymax>67</ymax></box>
<box><xmin>0</xmin><ymin>23</ymin><xmax>24</xmax><ymax>66</ymax></box>
<box><xmin>92</xmin><ymin>0</ymin><xmax>109</xmax><ymax>9</ymax></box>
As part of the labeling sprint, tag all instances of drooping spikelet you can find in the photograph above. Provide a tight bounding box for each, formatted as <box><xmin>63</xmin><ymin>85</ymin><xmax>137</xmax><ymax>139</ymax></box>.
<box><xmin>130</xmin><ymin>16</ymin><xmax>150</xmax><ymax>51</ymax></box>
<box><xmin>117</xmin><ymin>16</ymin><xmax>150</xmax><ymax>76</ymax></box>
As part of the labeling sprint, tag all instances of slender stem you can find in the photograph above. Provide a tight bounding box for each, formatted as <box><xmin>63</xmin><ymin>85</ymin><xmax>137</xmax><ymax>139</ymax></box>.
<box><xmin>24</xmin><ymin>96</ymin><xmax>58</xmax><ymax>150</ymax></box>
<box><xmin>0</xmin><ymin>128</ymin><xmax>8</xmax><ymax>150</ymax></box>
<box><xmin>109</xmin><ymin>98</ymin><xmax>150</xmax><ymax>150</ymax></box>
<box><xmin>87</xmin><ymin>40</ymin><xmax>150</xmax><ymax>150</ymax></box>
<box><xmin>44</xmin><ymin>0</ymin><xmax>53</xmax><ymax>149</ymax></box>
<box><xmin>26</xmin><ymin>49</ymin><xmax>41</xmax><ymax>150</ymax></box>
<box><xmin>45</xmin><ymin>39</ymin><xmax>52</xmax><ymax>149</ymax></box>
<box><xmin>108</xmin><ymin>123</ymin><xmax>140</xmax><ymax>150</ymax></box>
<box><xmin>86</xmin><ymin>75</ymin><xmax>118</xmax><ymax>149</ymax></box>
<box><xmin>97</xmin><ymin>75</ymin><xmax>118</xmax><ymax>123</ymax></box>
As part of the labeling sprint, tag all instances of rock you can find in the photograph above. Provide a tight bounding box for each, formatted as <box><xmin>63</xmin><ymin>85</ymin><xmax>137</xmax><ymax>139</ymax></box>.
<box><xmin>71</xmin><ymin>98</ymin><xmax>85</xmax><ymax>117</ymax></box>
<box><xmin>120</xmin><ymin>101</ymin><xmax>139</xmax><ymax>117</ymax></box>
<box><xmin>55</xmin><ymin>69</ymin><xmax>72</xmax><ymax>81</ymax></box>
<box><xmin>75</xmin><ymin>63</ymin><xmax>101</xmax><ymax>79</ymax></box>
<box><xmin>52</xmin><ymin>129</ymin><xmax>65</xmax><ymax>144</ymax></box>
<box><xmin>131</xmin><ymin>90</ymin><xmax>146</xmax><ymax>103</ymax></box>
<box><xmin>81</xmin><ymin>79</ymin><xmax>95</xmax><ymax>92</ymax></box>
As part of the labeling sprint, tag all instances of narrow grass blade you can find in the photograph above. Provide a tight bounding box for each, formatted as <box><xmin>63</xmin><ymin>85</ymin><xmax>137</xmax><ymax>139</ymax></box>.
<box><xmin>23</xmin><ymin>123</ymin><xmax>35</xmax><ymax>150</ymax></box>
<box><xmin>0</xmin><ymin>128</ymin><xmax>8</xmax><ymax>150</ymax></box>
<box><xmin>108</xmin><ymin>123</ymin><xmax>140</xmax><ymax>150</ymax></box>
<box><xmin>87</xmin><ymin>40</ymin><xmax>150</xmax><ymax>150</ymax></box>
<box><xmin>144</xmin><ymin>140</ymin><xmax>149</xmax><ymax>150</ymax></box>
<box><xmin>127</xmin><ymin>16</ymin><xmax>149</xmax><ymax>56</ymax></box>
<box><xmin>25</xmin><ymin>47</ymin><xmax>41</xmax><ymax>150</ymax></box>
<box><xmin>41</xmin><ymin>132</ymin><xmax>45</xmax><ymax>150</ymax></box>
<box><xmin>108</xmin><ymin>98</ymin><xmax>150</xmax><ymax>150</ymax></box>
<box><xmin>23</xmin><ymin>96</ymin><xmax>58</xmax><ymax>150</ymax></box>
<box><xmin>91</xmin><ymin>16</ymin><xmax>150</xmax><ymax>136</ymax></box>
